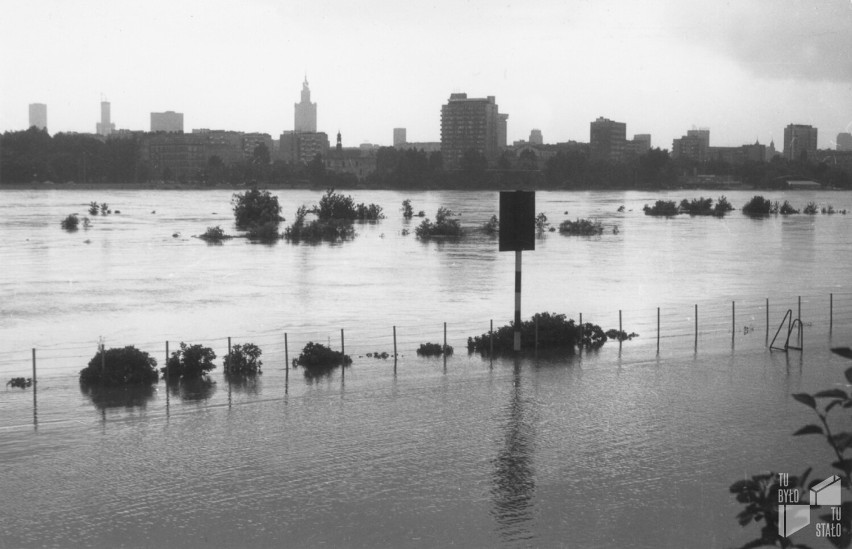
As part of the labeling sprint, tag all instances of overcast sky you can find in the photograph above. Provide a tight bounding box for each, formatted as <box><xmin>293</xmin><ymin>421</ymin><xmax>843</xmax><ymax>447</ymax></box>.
<box><xmin>2</xmin><ymin>0</ymin><xmax>850</xmax><ymax>150</ymax></box>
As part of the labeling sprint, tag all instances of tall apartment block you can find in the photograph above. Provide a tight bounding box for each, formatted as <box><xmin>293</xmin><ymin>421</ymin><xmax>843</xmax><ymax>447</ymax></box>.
<box><xmin>294</xmin><ymin>78</ymin><xmax>317</xmax><ymax>132</ymax></box>
<box><xmin>783</xmin><ymin>124</ymin><xmax>818</xmax><ymax>161</ymax></box>
<box><xmin>529</xmin><ymin>129</ymin><xmax>543</xmax><ymax>145</ymax></box>
<box><xmin>836</xmin><ymin>132</ymin><xmax>852</xmax><ymax>152</ymax></box>
<box><xmin>393</xmin><ymin>128</ymin><xmax>407</xmax><ymax>147</ymax></box>
<box><xmin>29</xmin><ymin>103</ymin><xmax>47</xmax><ymax>130</ymax></box>
<box><xmin>96</xmin><ymin>101</ymin><xmax>115</xmax><ymax>136</ymax></box>
<box><xmin>589</xmin><ymin>117</ymin><xmax>626</xmax><ymax>162</ymax></box>
<box><xmin>672</xmin><ymin>128</ymin><xmax>710</xmax><ymax>162</ymax></box>
<box><xmin>151</xmin><ymin>111</ymin><xmax>184</xmax><ymax>133</ymax></box>
<box><xmin>440</xmin><ymin>93</ymin><xmax>505</xmax><ymax>169</ymax></box>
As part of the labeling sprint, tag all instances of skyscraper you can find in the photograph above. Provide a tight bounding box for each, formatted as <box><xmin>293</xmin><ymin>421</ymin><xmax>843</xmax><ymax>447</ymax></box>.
<box><xmin>783</xmin><ymin>124</ymin><xmax>818</xmax><ymax>161</ymax></box>
<box><xmin>96</xmin><ymin>101</ymin><xmax>115</xmax><ymax>136</ymax></box>
<box><xmin>529</xmin><ymin>129</ymin><xmax>543</xmax><ymax>145</ymax></box>
<box><xmin>294</xmin><ymin>77</ymin><xmax>317</xmax><ymax>132</ymax></box>
<box><xmin>440</xmin><ymin>93</ymin><xmax>504</xmax><ymax>169</ymax></box>
<box><xmin>589</xmin><ymin>117</ymin><xmax>626</xmax><ymax>162</ymax></box>
<box><xmin>837</xmin><ymin>132</ymin><xmax>852</xmax><ymax>151</ymax></box>
<box><xmin>393</xmin><ymin>128</ymin><xmax>406</xmax><ymax>147</ymax></box>
<box><xmin>151</xmin><ymin>111</ymin><xmax>184</xmax><ymax>133</ymax></box>
<box><xmin>29</xmin><ymin>103</ymin><xmax>47</xmax><ymax>130</ymax></box>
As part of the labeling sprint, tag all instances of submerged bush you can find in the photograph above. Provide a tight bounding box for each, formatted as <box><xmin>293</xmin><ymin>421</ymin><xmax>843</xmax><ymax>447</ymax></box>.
<box><xmin>161</xmin><ymin>342</ymin><xmax>216</xmax><ymax>381</ymax></box>
<box><xmin>467</xmin><ymin>312</ymin><xmax>610</xmax><ymax>355</ymax></box>
<box><xmin>247</xmin><ymin>221</ymin><xmax>281</xmax><ymax>242</ymax></box>
<box><xmin>401</xmin><ymin>199</ymin><xmax>414</xmax><ymax>219</ymax></box>
<box><xmin>558</xmin><ymin>218</ymin><xmax>603</xmax><ymax>235</ymax></box>
<box><xmin>804</xmin><ymin>201</ymin><xmax>819</xmax><ymax>214</ymax></box>
<box><xmin>284</xmin><ymin>205</ymin><xmax>355</xmax><ymax>242</ymax></box>
<box><xmin>199</xmin><ymin>225</ymin><xmax>227</xmax><ymax>241</ymax></box>
<box><xmin>312</xmin><ymin>188</ymin><xmax>383</xmax><ymax>221</ymax></box>
<box><xmin>535</xmin><ymin>212</ymin><xmax>550</xmax><ymax>233</ymax></box>
<box><xmin>714</xmin><ymin>195</ymin><xmax>734</xmax><ymax>215</ymax></box>
<box><xmin>61</xmin><ymin>214</ymin><xmax>80</xmax><ymax>231</ymax></box>
<box><xmin>79</xmin><ymin>345</ymin><xmax>159</xmax><ymax>386</ymax></box>
<box><xmin>605</xmin><ymin>329</ymin><xmax>639</xmax><ymax>341</ymax></box>
<box><xmin>223</xmin><ymin>343</ymin><xmax>263</xmax><ymax>376</ymax></box>
<box><xmin>643</xmin><ymin>200</ymin><xmax>679</xmax><ymax>216</ymax></box>
<box><xmin>231</xmin><ymin>188</ymin><xmax>283</xmax><ymax>229</ymax></box>
<box><xmin>482</xmin><ymin>214</ymin><xmax>499</xmax><ymax>234</ymax></box>
<box><xmin>778</xmin><ymin>200</ymin><xmax>799</xmax><ymax>215</ymax></box>
<box><xmin>89</xmin><ymin>202</ymin><xmax>100</xmax><ymax>216</ymax></box>
<box><xmin>742</xmin><ymin>195</ymin><xmax>773</xmax><ymax>216</ymax></box>
<box><xmin>680</xmin><ymin>197</ymin><xmax>713</xmax><ymax>216</ymax></box>
<box><xmin>292</xmin><ymin>342</ymin><xmax>352</xmax><ymax>369</ymax></box>
<box><xmin>415</xmin><ymin>207</ymin><xmax>462</xmax><ymax>238</ymax></box>
<box><xmin>416</xmin><ymin>343</ymin><xmax>454</xmax><ymax>357</ymax></box>
<box><xmin>6</xmin><ymin>377</ymin><xmax>33</xmax><ymax>389</ymax></box>
<box><xmin>355</xmin><ymin>202</ymin><xmax>384</xmax><ymax>221</ymax></box>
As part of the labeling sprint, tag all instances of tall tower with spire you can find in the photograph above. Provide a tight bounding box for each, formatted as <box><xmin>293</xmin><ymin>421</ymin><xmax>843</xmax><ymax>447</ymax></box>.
<box><xmin>294</xmin><ymin>76</ymin><xmax>317</xmax><ymax>132</ymax></box>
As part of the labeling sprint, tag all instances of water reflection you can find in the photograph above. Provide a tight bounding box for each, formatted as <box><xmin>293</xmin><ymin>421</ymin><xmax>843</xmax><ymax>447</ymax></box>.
<box><xmin>167</xmin><ymin>378</ymin><xmax>217</xmax><ymax>401</ymax></box>
<box><xmin>224</xmin><ymin>373</ymin><xmax>262</xmax><ymax>395</ymax></box>
<box><xmin>79</xmin><ymin>383</ymin><xmax>157</xmax><ymax>410</ymax></box>
<box><xmin>491</xmin><ymin>359</ymin><xmax>536</xmax><ymax>544</ymax></box>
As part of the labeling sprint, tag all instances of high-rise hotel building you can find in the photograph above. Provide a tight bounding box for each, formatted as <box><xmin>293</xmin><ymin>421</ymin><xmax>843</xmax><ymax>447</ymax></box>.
<box><xmin>440</xmin><ymin>93</ymin><xmax>506</xmax><ymax>169</ymax></box>
<box><xmin>784</xmin><ymin>124</ymin><xmax>818</xmax><ymax>161</ymax></box>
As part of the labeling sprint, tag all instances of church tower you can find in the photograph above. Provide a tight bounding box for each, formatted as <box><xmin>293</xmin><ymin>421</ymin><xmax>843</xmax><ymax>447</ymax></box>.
<box><xmin>294</xmin><ymin>76</ymin><xmax>317</xmax><ymax>132</ymax></box>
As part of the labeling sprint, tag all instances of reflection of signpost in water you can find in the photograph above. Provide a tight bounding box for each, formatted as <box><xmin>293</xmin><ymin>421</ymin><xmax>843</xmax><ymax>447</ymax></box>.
<box><xmin>499</xmin><ymin>191</ymin><xmax>535</xmax><ymax>352</ymax></box>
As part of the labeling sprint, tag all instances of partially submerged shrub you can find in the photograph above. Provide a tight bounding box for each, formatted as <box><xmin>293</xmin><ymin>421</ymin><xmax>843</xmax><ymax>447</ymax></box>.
<box><xmin>312</xmin><ymin>188</ymin><xmax>383</xmax><ymax>221</ymax></box>
<box><xmin>680</xmin><ymin>197</ymin><xmax>713</xmax><ymax>216</ymax></box>
<box><xmin>804</xmin><ymin>201</ymin><xmax>819</xmax><ymax>214</ymax></box>
<box><xmin>6</xmin><ymin>377</ymin><xmax>33</xmax><ymax>389</ymax></box>
<box><xmin>366</xmin><ymin>351</ymin><xmax>390</xmax><ymax>359</ymax></box>
<box><xmin>355</xmin><ymin>202</ymin><xmax>384</xmax><ymax>221</ymax></box>
<box><xmin>416</xmin><ymin>343</ymin><xmax>454</xmax><ymax>357</ymax></box>
<box><xmin>61</xmin><ymin>214</ymin><xmax>80</xmax><ymax>231</ymax></box>
<box><xmin>605</xmin><ymin>329</ymin><xmax>639</xmax><ymax>341</ymax></box>
<box><xmin>559</xmin><ymin>218</ymin><xmax>603</xmax><ymax>235</ymax></box>
<box><xmin>247</xmin><ymin>221</ymin><xmax>281</xmax><ymax>242</ymax></box>
<box><xmin>223</xmin><ymin>343</ymin><xmax>263</xmax><ymax>376</ymax></box>
<box><xmin>742</xmin><ymin>195</ymin><xmax>773</xmax><ymax>216</ymax></box>
<box><xmin>415</xmin><ymin>207</ymin><xmax>462</xmax><ymax>238</ymax></box>
<box><xmin>714</xmin><ymin>195</ymin><xmax>734</xmax><ymax>215</ymax></box>
<box><xmin>284</xmin><ymin>205</ymin><xmax>355</xmax><ymax>242</ymax></box>
<box><xmin>231</xmin><ymin>188</ymin><xmax>283</xmax><ymax>229</ymax></box>
<box><xmin>161</xmin><ymin>342</ymin><xmax>216</xmax><ymax>381</ymax></box>
<box><xmin>643</xmin><ymin>200</ymin><xmax>679</xmax><ymax>216</ymax></box>
<box><xmin>535</xmin><ymin>212</ymin><xmax>550</xmax><ymax>233</ymax></box>
<box><xmin>292</xmin><ymin>342</ymin><xmax>351</xmax><ymax>369</ymax></box>
<box><xmin>88</xmin><ymin>202</ymin><xmax>100</xmax><ymax>216</ymax></box>
<box><xmin>467</xmin><ymin>312</ymin><xmax>610</xmax><ymax>355</ymax></box>
<box><xmin>401</xmin><ymin>199</ymin><xmax>414</xmax><ymax>219</ymax></box>
<box><xmin>79</xmin><ymin>345</ymin><xmax>159</xmax><ymax>386</ymax></box>
<box><xmin>482</xmin><ymin>214</ymin><xmax>499</xmax><ymax>234</ymax></box>
<box><xmin>778</xmin><ymin>200</ymin><xmax>799</xmax><ymax>215</ymax></box>
<box><xmin>199</xmin><ymin>225</ymin><xmax>227</xmax><ymax>242</ymax></box>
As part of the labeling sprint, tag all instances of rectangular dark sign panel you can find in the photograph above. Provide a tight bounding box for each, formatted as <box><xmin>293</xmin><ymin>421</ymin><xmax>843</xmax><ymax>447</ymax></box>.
<box><xmin>499</xmin><ymin>191</ymin><xmax>535</xmax><ymax>252</ymax></box>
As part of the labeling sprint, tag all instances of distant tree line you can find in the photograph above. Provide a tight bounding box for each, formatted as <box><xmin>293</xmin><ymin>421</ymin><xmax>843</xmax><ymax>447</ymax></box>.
<box><xmin>1</xmin><ymin>127</ymin><xmax>849</xmax><ymax>189</ymax></box>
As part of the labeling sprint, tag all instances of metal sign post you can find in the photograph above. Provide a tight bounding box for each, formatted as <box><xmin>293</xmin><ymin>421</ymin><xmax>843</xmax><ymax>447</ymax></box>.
<box><xmin>499</xmin><ymin>191</ymin><xmax>535</xmax><ymax>352</ymax></box>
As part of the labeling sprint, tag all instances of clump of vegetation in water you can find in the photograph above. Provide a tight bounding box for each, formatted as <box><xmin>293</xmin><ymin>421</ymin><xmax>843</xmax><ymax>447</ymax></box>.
<box><xmin>821</xmin><ymin>204</ymin><xmax>847</xmax><ymax>214</ymax></box>
<box><xmin>778</xmin><ymin>200</ymin><xmax>800</xmax><ymax>215</ymax></box>
<box><xmin>606</xmin><ymin>329</ymin><xmax>639</xmax><ymax>341</ymax></box>
<box><xmin>284</xmin><ymin>205</ymin><xmax>355</xmax><ymax>242</ymax></box>
<box><xmin>401</xmin><ymin>199</ymin><xmax>414</xmax><ymax>219</ymax></box>
<box><xmin>482</xmin><ymin>214</ymin><xmax>499</xmax><ymax>234</ymax></box>
<box><xmin>467</xmin><ymin>312</ymin><xmax>610</xmax><ymax>355</ymax></box>
<box><xmin>643</xmin><ymin>200</ymin><xmax>679</xmax><ymax>216</ymax></box>
<box><xmin>6</xmin><ymin>377</ymin><xmax>33</xmax><ymax>389</ymax></box>
<box><xmin>558</xmin><ymin>218</ymin><xmax>603</xmax><ymax>235</ymax></box>
<box><xmin>198</xmin><ymin>225</ymin><xmax>228</xmax><ymax>242</ymax></box>
<box><xmin>61</xmin><ymin>214</ymin><xmax>80</xmax><ymax>231</ymax></box>
<box><xmin>231</xmin><ymin>188</ymin><xmax>284</xmax><ymax>230</ymax></box>
<box><xmin>247</xmin><ymin>221</ymin><xmax>281</xmax><ymax>242</ymax></box>
<box><xmin>366</xmin><ymin>351</ymin><xmax>390</xmax><ymax>359</ymax></box>
<box><xmin>223</xmin><ymin>343</ymin><xmax>263</xmax><ymax>376</ymax></box>
<box><xmin>79</xmin><ymin>345</ymin><xmax>159</xmax><ymax>386</ymax></box>
<box><xmin>742</xmin><ymin>195</ymin><xmax>776</xmax><ymax>216</ymax></box>
<box><xmin>416</xmin><ymin>343</ymin><xmax>454</xmax><ymax>357</ymax></box>
<box><xmin>415</xmin><ymin>207</ymin><xmax>462</xmax><ymax>238</ymax></box>
<box><xmin>292</xmin><ymin>342</ymin><xmax>352</xmax><ymax>370</ymax></box>
<box><xmin>679</xmin><ymin>197</ymin><xmax>713</xmax><ymax>216</ymax></box>
<box><xmin>714</xmin><ymin>195</ymin><xmax>734</xmax><ymax>215</ymax></box>
<box><xmin>161</xmin><ymin>342</ymin><xmax>216</xmax><ymax>381</ymax></box>
<box><xmin>89</xmin><ymin>202</ymin><xmax>99</xmax><ymax>215</ymax></box>
<box><xmin>536</xmin><ymin>212</ymin><xmax>554</xmax><ymax>233</ymax></box>
<box><xmin>804</xmin><ymin>202</ymin><xmax>819</xmax><ymax>215</ymax></box>
<box><xmin>313</xmin><ymin>188</ymin><xmax>383</xmax><ymax>221</ymax></box>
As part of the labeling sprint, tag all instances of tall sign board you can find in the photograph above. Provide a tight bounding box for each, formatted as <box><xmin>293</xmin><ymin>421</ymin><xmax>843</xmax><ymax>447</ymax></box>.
<box><xmin>499</xmin><ymin>191</ymin><xmax>535</xmax><ymax>351</ymax></box>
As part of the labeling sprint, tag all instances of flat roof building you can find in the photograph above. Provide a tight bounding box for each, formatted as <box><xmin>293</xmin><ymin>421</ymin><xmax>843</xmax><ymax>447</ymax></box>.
<box><xmin>440</xmin><ymin>93</ymin><xmax>505</xmax><ymax>169</ymax></box>
<box><xmin>151</xmin><ymin>111</ymin><xmax>184</xmax><ymax>133</ymax></box>
<box><xmin>29</xmin><ymin>103</ymin><xmax>47</xmax><ymax>130</ymax></box>
<box><xmin>590</xmin><ymin>117</ymin><xmax>626</xmax><ymax>162</ymax></box>
<box><xmin>784</xmin><ymin>124</ymin><xmax>818</xmax><ymax>162</ymax></box>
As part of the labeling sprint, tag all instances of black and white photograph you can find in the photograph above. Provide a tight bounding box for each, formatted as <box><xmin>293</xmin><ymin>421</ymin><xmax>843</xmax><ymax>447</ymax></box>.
<box><xmin>1</xmin><ymin>1</ymin><xmax>851</xmax><ymax>547</ymax></box>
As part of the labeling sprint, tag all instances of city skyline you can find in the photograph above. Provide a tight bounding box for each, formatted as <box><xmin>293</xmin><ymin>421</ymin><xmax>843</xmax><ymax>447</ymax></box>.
<box><xmin>1</xmin><ymin>0</ymin><xmax>850</xmax><ymax>149</ymax></box>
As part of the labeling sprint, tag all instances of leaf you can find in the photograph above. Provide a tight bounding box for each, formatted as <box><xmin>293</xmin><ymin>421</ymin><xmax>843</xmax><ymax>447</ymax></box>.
<box><xmin>831</xmin><ymin>432</ymin><xmax>852</xmax><ymax>450</ymax></box>
<box><xmin>792</xmin><ymin>393</ymin><xmax>817</xmax><ymax>409</ymax></box>
<box><xmin>815</xmin><ymin>389</ymin><xmax>849</xmax><ymax>399</ymax></box>
<box><xmin>846</xmin><ymin>366</ymin><xmax>852</xmax><ymax>384</ymax></box>
<box><xmin>793</xmin><ymin>424</ymin><xmax>824</xmax><ymax>436</ymax></box>
<box><xmin>831</xmin><ymin>458</ymin><xmax>852</xmax><ymax>474</ymax></box>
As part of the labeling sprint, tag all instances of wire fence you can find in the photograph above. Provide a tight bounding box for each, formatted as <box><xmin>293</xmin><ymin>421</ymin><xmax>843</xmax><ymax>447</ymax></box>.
<box><xmin>2</xmin><ymin>292</ymin><xmax>851</xmax><ymax>383</ymax></box>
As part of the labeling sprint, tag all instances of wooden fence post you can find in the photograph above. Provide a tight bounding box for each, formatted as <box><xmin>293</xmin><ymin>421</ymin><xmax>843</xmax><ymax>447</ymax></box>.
<box><xmin>284</xmin><ymin>333</ymin><xmax>289</xmax><ymax>371</ymax></box>
<box><xmin>656</xmin><ymin>307</ymin><xmax>660</xmax><ymax>355</ymax></box>
<box><xmin>32</xmin><ymin>348</ymin><xmax>37</xmax><ymax>386</ymax></box>
<box><xmin>393</xmin><ymin>326</ymin><xmax>397</xmax><ymax>359</ymax></box>
<box><xmin>694</xmin><ymin>304</ymin><xmax>698</xmax><ymax>352</ymax></box>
